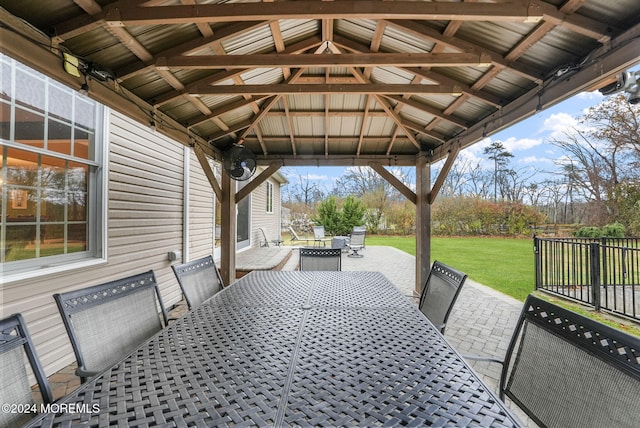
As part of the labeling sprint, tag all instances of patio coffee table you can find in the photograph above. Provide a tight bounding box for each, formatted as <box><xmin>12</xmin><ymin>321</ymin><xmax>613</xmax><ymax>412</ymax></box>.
<box><xmin>27</xmin><ymin>271</ymin><xmax>521</xmax><ymax>427</ymax></box>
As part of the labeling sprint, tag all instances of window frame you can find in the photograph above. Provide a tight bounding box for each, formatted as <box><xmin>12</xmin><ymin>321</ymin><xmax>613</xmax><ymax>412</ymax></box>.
<box><xmin>266</xmin><ymin>180</ymin><xmax>274</xmax><ymax>214</ymax></box>
<box><xmin>1</xmin><ymin>53</ymin><xmax>108</xmax><ymax>284</ymax></box>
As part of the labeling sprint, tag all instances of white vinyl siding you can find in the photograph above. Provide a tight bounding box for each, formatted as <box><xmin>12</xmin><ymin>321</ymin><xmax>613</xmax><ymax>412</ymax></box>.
<box><xmin>108</xmin><ymin>112</ymin><xmax>183</xmax><ymax>306</ymax></box>
<box><xmin>188</xmin><ymin>149</ymin><xmax>215</xmax><ymax>260</ymax></box>
<box><xmin>251</xmin><ymin>177</ymin><xmax>282</xmax><ymax>246</ymax></box>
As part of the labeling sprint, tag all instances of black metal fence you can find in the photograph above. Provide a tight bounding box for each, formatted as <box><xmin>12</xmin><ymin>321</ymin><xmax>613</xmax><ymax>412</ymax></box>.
<box><xmin>534</xmin><ymin>237</ymin><xmax>640</xmax><ymax>321</ymax></box>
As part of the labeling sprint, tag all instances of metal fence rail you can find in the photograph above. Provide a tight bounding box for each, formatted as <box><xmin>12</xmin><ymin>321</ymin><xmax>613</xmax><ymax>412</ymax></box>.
<box><xmin>534</xmin><ymin>237</ymin><xmax>640</xmax><ymax>321</ymax></box>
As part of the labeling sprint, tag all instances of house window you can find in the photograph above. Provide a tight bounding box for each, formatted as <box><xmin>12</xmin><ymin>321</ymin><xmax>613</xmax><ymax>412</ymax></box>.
<box><xmin>1</xmin><ymin>53</ymin><xmax>106</xmax><ymax>279</ymax></box>
<box><xmin>266</xmin><ymin>181</ymin><xmax>274</xmax><ymax>213</ymax></box>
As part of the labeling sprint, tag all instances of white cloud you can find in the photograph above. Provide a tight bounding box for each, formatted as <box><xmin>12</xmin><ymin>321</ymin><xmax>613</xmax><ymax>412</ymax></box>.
<box><xmin>575</xmin><ymin>90</ymin><xmax>604</xmax><ymax>102</ymax></box>
<box><xmin>304</xmin><ymin>174</ymin><xmax>330</xmax><ymax>181</ymax></box>
<box><xmin>502</xmin><ymin>136</ymin><xmax>543</xmax><ymax>152</ymax></box>
<box><xmin>520</xmin><ymin>155</ymin><xmax>552</xmax><ymax>165</ymax></box>
<box><xmin>458</xmin><ymin>147</ymin><xmax>483</xmax><ymax>165</ymax></box>
<box><xmin>541</xmin><ymin>112</ymin><xmax>579</xmax><ymax>139</ymax></box>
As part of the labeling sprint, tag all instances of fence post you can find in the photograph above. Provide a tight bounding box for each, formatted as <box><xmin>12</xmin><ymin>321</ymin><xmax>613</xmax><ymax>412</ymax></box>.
<box><xmin>533</xmin><ymin>235</ymin><xmax>541</xmax><ymax>290</ymax></box>
<box><xmin>589</xmin><ymin>242</ymin><xmax>601</xmax><ymax>311</ymax></box>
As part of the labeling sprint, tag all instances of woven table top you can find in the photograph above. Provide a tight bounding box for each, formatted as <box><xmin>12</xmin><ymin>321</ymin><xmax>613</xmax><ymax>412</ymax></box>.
<box><xmin>27</xmin><ymin>271</ymin><xmax>521</xmax><ymax>427</ymax></box>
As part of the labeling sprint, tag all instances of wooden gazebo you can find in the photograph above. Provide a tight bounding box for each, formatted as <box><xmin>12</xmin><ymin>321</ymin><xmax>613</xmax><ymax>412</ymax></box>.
<box><xmin>2</xmin><ymin>0</ymin><xmax>638</xmax><ymax>292</ymax></box>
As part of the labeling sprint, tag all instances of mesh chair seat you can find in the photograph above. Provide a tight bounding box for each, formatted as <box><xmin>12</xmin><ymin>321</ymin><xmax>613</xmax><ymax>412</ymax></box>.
<box><xmin>172</xmin><ymin>255</ymin><xmax>224</xmax><ymax>309</ymax></box>
<box><xmin>418</xmin><ymin>260</ymin><xmax>467</xmax><ymax>334</ymax></box>
<box><xmin>0</xmin><ymin>314</ymin><xmax>53</xmax><ymax>428</ymax></box>
<box><xmin>54</xmin><ymin>271</ymin><xmax>167</xmax><ymax>381</ymax></box>
<box><xmin>299</xmin><ymin>247</ymin><xmax>342</xmax><ymax>271</ymax></box>
<box><xmin>470</xmin><ymin>295</ymin><xmax>640</xmax><ymax>428</ymax></box>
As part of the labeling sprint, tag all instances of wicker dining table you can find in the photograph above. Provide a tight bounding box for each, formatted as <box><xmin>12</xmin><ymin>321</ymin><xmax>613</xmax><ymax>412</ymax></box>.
<box><xmin>27</xmin><ymin>271</ymin><xmax>521</xmax><ymax>427</ymax></box>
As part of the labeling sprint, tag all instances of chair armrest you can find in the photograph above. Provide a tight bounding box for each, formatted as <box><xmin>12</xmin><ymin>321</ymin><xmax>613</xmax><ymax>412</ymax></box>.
<box><xmin>76</xmin><ymin>366</ymin><xmax>100</xmax><ymax>380</ymax></box>
<box><xmin>462</xmin><ymin>354</ymin><xmax>504</xmax><ymax>365</ymax></box>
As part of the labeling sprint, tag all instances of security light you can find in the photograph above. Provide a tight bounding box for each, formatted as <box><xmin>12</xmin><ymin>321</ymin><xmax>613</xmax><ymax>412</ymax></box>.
<box><xmin>599</xmin><ymin>70</ymin><xmax>639</xmax><ymax>104</ymax></box>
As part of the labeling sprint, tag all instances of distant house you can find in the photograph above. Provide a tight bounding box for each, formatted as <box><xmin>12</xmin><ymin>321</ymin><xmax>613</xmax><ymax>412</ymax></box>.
<box><xmin>0</xmin><ymin>53</ymin><xmax>285</xmax><ymax>376</ymax></box>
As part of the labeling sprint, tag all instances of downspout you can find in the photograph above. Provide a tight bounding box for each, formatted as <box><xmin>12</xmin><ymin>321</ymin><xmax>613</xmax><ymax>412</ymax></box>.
<box><xmin>182</xmin><ymin>146</ymin><xmax>190</xmax><ymax>262</ymax></box>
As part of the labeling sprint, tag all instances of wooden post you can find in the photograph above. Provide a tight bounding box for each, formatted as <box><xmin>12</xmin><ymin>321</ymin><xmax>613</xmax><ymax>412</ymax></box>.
<box><xmin>415</xmin><ymin>154</ymin><xmax>431</xmax><ymax>297</ymax></box>
<box><xmin>220</xmin><ymin>171</ymin><xmax>236</xmax><ymax>284</ymax></box>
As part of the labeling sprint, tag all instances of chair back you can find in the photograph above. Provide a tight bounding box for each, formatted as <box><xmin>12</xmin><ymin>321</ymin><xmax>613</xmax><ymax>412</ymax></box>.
<box><xmin>288</xmin><ymin>226</ymin><xmax>302</xmax><ymax>241</ymax></box>
<box><xmin>349</xmin><ymin>229</ymin><xmax>366</xmax><ymax>247</ymax></box>
<box><xmin>418</xmin><ymin>260</ymin><xmax>467</xmax><ymax>333</ymax></box>
<box><xmin>54</xmin><ymin>271</ymin><xmax>167</xmax><ymax>380</ymax></box>
<box><xmin>313</xmin><ymin>226</ymin><xmax>326</xmax><ymax>240</ymax></box>
<box><xmin>501</xmin><ymin>295</ymin><xmax>640</xmax><ymax>428</ymax></box>
<box><xmin>258</xmin><ymin>227</ymin><xmax>271</xmax><ymax>247</ymax></box>
<box><xmin>0</xmin><ymin>313</ymin><xmax>53</xmax><ymax>428</ymax></box>
<box><xmin>299</xmin><ymin>247</ymin><xmax>342</xmax><ymax>271</ymax></box>
<box><xmin>172</xmin><ymin>255</ymin><xmax>224</xmax><ymax>309</ymax></box>
<box><xmin>258</xmin><ymin>227</ymin><xmax>282</xmax><ymax>247</ymax></box>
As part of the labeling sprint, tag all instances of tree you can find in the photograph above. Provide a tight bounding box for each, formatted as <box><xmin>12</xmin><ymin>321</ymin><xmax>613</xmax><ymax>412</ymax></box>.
<box><xmin>434</xmin><ymin>158</ymin><xmax>472</xmax><ymax>197</ymax></box>
<box><xmin>498</xmin><ymin>166</ymin><xmax>539</xmax><ymax>202</ymax></box>
<box><xmin>464</xmin><ymin>162</ymin><xmax>492</xmax><ymax>199</ymax></box>
<box><xmin>483</xmin><ymin>141</ymin><xmax>514</xmax><ymax>201</ymax></box>
<box><xmin>586</xmin><ymin>94</ymin><xmax>640</xmax><ymax>172</ymax></box>
<box><xmin>313</xmin><ymin>196</ymin><xmax>340</xmax><ymax>235</ymax></box>
<box><xmin>550</xmin><ymin>94</ymin><xmax>640</xmax><ymax>228</ymax></box>
<box><xmin>338</xmin><ymin>196</ymin><xmax>366</xmax><ymax>235</ymax></box>
<box><xmin>332</xmin><ymin>166</ymin><xmax>413</xmax><ymax>233</ymax></box>
<box><xmin>285</xmin><ymin>173</ymin><xmax>326</xmax><ymax>206</ymax></box>
<box><xmin>314</xmin><ymin>195</ymin><xmax>366</xmax><ymax>236</ymax></box>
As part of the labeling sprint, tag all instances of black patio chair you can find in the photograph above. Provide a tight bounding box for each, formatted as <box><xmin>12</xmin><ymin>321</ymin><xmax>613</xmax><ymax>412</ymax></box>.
<box><xmin>54</xmin><ymin>271</ymin><xmax>168</xmax><ymax>382</ymax></box>
<box><xmin>172</xmin><ymin>255</ymin><xmax>224</xmax><ymax>309</ymax></box>
<box><xmin>299</xmin><ymin>247</ymin><xmax>342</xmax><ymax>271</ymax></box>
<box><xmin>418</xmin><ymin>260</ymin><xmax>467</xmax><ymax>334</ymax></box>
<box><xmin>465</xmin><ymin>294</ymin><xmax>640</xmax><ymax>428</ymax></box>
<box><xmin>0</xmin><ymin>313</ymin><xmax>54</xmax><ymax>427</ymax></box>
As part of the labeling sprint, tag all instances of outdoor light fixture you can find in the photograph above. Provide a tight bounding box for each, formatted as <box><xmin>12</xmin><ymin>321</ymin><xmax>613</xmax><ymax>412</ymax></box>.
<box><xmin>599</xmin><ymin>70</ymin><xmax>640</xmax><ymax>104</ymax></box>
<box><xmin>62</xmin><ymin>52</ymin><xmax>116</xmax><ymax>82</ymax></box>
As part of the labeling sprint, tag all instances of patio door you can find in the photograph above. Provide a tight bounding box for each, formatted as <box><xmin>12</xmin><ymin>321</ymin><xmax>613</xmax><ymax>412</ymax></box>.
<box><xmin>236</xmin><ymin>182</ymin><xmax>250</xmax><ymax>250</ymax></box>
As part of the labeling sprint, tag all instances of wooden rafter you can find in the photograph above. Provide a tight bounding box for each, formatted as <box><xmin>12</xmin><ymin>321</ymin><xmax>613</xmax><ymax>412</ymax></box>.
<box><xmin>190</xmin><ymin>84</ymin><xmax>464</xmax><ymax>96</ymax></box>
<box><xmin>157</xmin><ymin>52</ymin><xmax>493</xmax><ymax>70</ymax></box>
<box><xmin>104</xmin><ymin>2</ymin><xmax>545</xmax><ymax>25</ymax></box>
<box><xmin>384</xmin><ymin>20</ymin><xmax>543</xmax><ymax>83</ymax></box>
<box><xmin>154</xmin><ymin>37</ymin><xmax>320</xmax><ymax>109</ymax></box>
<box><xmin>237</xmin><ymin>68</ymin><xmax>307</xmax><ymax>141</ymax></box>
<box><xmin>282</xmin><ymin>96</ymin><xmax>297</xmax><ymax>155</ymax></box>
<box><xmin>116</xmin><ymin>21</ymin><xmax>271</xmax><ymax>80</ymax></box>
<box><xmin>356</xmin><ymin>96</ymin><xmax>371</xmax><ymax>157</ymax></box>
<box><xmin>348</xmin><ymin>67</ymin><xmax>420</xmax><ymax>149</ymax></box>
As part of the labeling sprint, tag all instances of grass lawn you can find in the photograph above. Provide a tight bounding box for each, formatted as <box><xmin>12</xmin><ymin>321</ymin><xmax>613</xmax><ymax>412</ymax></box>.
<box><xmin>366</xmin><ymin>235</ymin><xmax>535</xmax><ymax>301</ymax></box>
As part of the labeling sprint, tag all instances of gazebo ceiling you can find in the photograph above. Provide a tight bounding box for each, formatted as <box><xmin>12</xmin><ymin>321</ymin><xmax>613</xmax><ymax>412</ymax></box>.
<box><xmin>1</xmin><ymin>0</ymin><xmax>639</xmax><ymax>166</ymax></box>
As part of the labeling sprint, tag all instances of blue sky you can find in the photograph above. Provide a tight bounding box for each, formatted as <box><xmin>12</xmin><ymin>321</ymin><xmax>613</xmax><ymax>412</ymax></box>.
<box><xmin>281</xmin><ymin>65</ymin><xmax>640</xmax><ymax>191</ymax></box>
